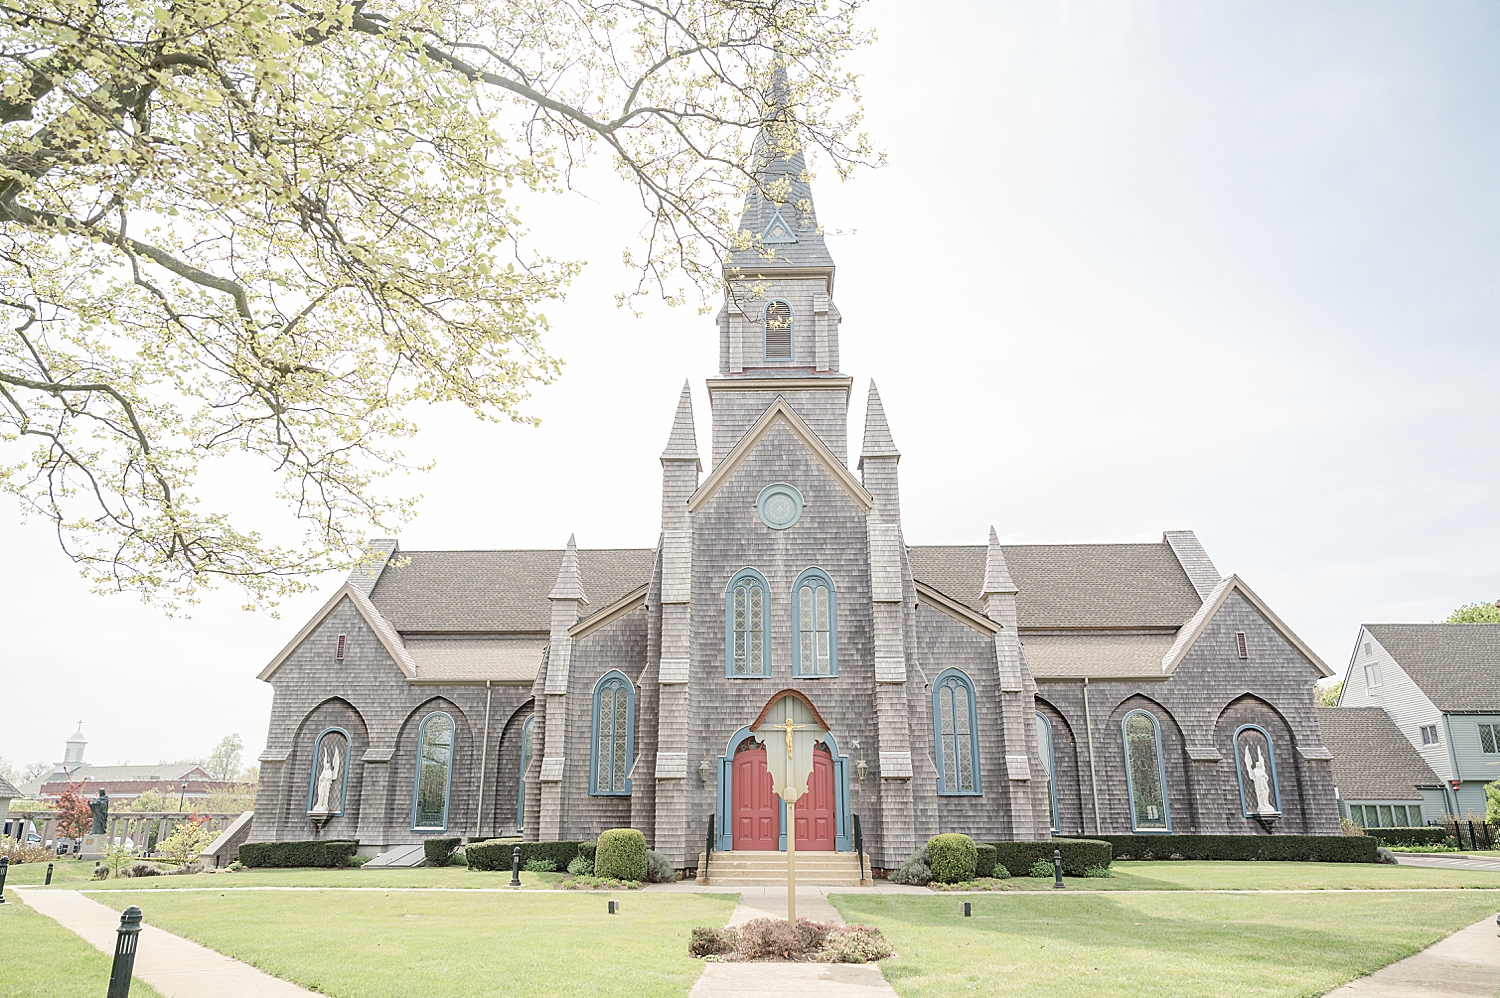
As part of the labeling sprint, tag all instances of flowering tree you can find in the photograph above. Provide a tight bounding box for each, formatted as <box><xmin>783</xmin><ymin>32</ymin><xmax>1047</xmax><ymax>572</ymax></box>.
<box><xmin>53</xmin><ymin>781</ymin><xmax>93</xmax><ymax>847</ymax></box>
<box><xmin>156</xmin><ymin>814</ymin><xmax>214</xmax><ymax>866</ymax></box>
<box><xmin>0</xmin><ymin>0</ymin><xmax>876</xmax><ymax>609</ymax></box>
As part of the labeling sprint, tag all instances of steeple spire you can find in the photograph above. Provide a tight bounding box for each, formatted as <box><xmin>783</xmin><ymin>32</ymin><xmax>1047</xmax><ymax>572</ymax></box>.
<box><xmin>660</xmin><ymin>381</ymin><xmax>701</xmax><ymax>471</ymax></box>
<box><xmin>983</xmin><ymin>526</ymin><xmax>1018</xmax><ymax>597</ymax></box>
<box><xmin>858</xmin><ymin>381</ymin><xmax>900</xmax><ymax>470</ymax></box>
<box><xmin>548</xmin><ymin>534</ymin><xmax>588</xmax><ymax>604</ymax></box>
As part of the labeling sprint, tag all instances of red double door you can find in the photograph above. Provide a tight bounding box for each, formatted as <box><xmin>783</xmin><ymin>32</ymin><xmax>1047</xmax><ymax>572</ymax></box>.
<box><xmin>731</xmin><ymin>741</ymin><xmax>836</xmax><ymax>851</ymax></box>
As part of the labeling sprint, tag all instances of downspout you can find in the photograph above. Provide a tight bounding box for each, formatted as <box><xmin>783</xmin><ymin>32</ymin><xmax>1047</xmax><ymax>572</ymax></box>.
<box><xmin>475</xmin><ymin>680</ymin><xmax>493</xmax><ymax>838</ymax></box>
<box><xmin>1083</xmin><ymin>678</ymin><xmax>1101</xmax><ymax>834</ymax></box>
<box><xmin>1441</xmin><ymin>713</ymin><xmax>1462</xmax><ymax>816</ymax></box>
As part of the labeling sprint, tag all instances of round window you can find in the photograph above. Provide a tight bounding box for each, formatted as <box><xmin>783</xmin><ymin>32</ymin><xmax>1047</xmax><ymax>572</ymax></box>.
<box><xmin>757</xmin><ymin>483</ymin><xmax>804</xmax><ymax>530</ymax></box>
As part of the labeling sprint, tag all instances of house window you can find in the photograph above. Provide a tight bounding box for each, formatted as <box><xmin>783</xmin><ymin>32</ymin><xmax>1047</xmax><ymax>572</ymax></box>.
<box><xmin>1479</xmin><ymin>723</ymin><xmax>1500</xmax><ymax>755</ymax></box>
<box><xmin>933</xmin><ymin>669</ymin><xmax>981</xmax><ymax>795</ymax></box>
<box><xmin>726</xmin><ymin>568</ymin><xmax>771</xmax><ymax>678</ymax></box>
<box><xmin>764</xmin><ymin>300</ymin><xmax>793</xmax><ymax>361</ymax></box>
<box><xmin>792</xmin><ymin>568</ymin><xmax>837</xmax><ymax>677</ymax></box>
<box><xmin>1234</xmin><ymin>725</ymin><xmax>1280</xmax><ymax>816</ymax></box>
<box><xmin>1122</xmin><ymin>710</ymin><xmax>1170</xmax><ymax>832</ymax></box>
<box><xmin>1036</xmin><ymin>712</ymin><xmax>1059</xmax><ymax>833</ymax></box>
<box><xmin>1235</xmin><ymin>632</ymin><xmax>1248</xmax><ymax>659</ymax></box>
<box><xmin>516</xmin><ymin>713</ymin><xmax>534</xmax><ymax>831</ymax></box>
<box><xmin>307</xmin><ymin>728</ymin><xmax>350</xmax><ymax>817</ymax></box>
<box><xmin>1350</xmin><ymin>803</ymin><xmax>1419</xmax><ymax>828</ymax></box>
<box><xmin>412</xmin><ymin>712</ymin><xmax>455</xmax><ymax>831</ymax></box>
<box><xmin>591</xmin><ymin>671</ymin><xmax>634</xmax><ymax>796</ymax></box>
<box><xmin>1420</xmin><ymin>724</ymin><xmax>1439</xmax><ymax>746</ymax></box>
<box><xmin>1364</xmin><ymin>662</ymin><xmax>1380</xmax><ymax>689</ymax></box>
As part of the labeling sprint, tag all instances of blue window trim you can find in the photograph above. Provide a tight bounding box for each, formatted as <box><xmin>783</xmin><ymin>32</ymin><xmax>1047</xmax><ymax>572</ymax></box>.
<box><xmin>1035</xmin><ymin>712</ymin><xmax>1059</xmax><ymax>833</ymax></box>
<box><xmin>1232</xmin><ymin>723</ymin><xmax>1282</xmax><ymax>817</ymax></box>
<box><xmin>515</xmin><ymin>713</ymin><xmax>534</xmax><ymax>831</ymax></box>
<box><xmin>932</xmin><ymin>668</ymin><xmax>982</xmax><ymax>796</ymax></box>
<box><xmin>724</xmin><ymin>568</ymin><xmax>772</xmax><ymax>678</ymax></box>
<box><xmin>757</xmin><ymin>483</ymin><xmax>803</xmax><ymax>530</ymax></box>
<box><xmin>589</xmin><ymin>670</ymin><xmax>635</xmax><ymax>796</ymax></box>
<box><xmin>763</xmin><ymin>299</ymin><xmax>793</xmax><ymax>362</ymax></box>
<box><xmin>1121</xmin><ymin>709</ymin><xmax>1171</xmax><ymax>833</ymax></box>
<box><xmin>410</xmin><ymin>711</ymin><xmax>456</xmax><ymax>832</ymax></box>
<box><xmin>791</xmin><ymin>567</ymin><xmax>838</xmax><ymax>677</ymax></box>
<box><xmin>714</xmin><ymin>725</ymin><xmax>851</xmax><ymax>852</ymax></box>
<box><xmin>305</xmin><ymin>727</ymin><xmax>352</xmax><ymax>817</ymax></box>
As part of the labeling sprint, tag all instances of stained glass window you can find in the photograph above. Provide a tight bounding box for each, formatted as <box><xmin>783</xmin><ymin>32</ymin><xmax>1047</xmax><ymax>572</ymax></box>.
<box><xmin>934</xmin><ymin>670</ymin><xmax>980</xmax><ymax>794</ymax></box>
<box><xmin>793</xmin><ymin>569</ymin><xmax>836</xmax><ymax>676</ymax></box>
<box><xmin>1122</xmin><ymin>710</ymin><xmax>1169</xmax><ymax>832</ymax></box>
<box><xmin>413</xmin><ymin>712</ymin><xmax>455</xmax><ymax>830</ymax></box>
<box><xmin>726</xmin><ymin>569</ymin><xmax>769</xmax><ymax>677</ymax></box>
<box><xmin>592</xmin><ymin>672</ymin><xmax>633</xmax><ymax>796</ymax></box>
<box><xmin>515</xmin><ymin>713</ymin><xmax>534</xmax><ymax>831</ymax></box>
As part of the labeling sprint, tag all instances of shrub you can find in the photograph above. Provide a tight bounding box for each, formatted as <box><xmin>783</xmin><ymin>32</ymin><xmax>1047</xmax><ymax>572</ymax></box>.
<box><xmin>1081</xmin><ymin>864</ymin><xmax>1113</xmax><ymax>878</ymax></box>
<box><xmin>1375</xmin><ymin>846</ymin><xmax>1397</xmax><ymax>865</ymax></box>
<box><xmin>465</xmin><ymin>839</ymin><xmax>587</xmax><ymax>872</ymax></box>
<box><xmin>737</xmin><ymin>917</ymin><xmax>829</xmax><ymax>960</ymax></box>
<box><xmin>566</xmin><ymin>855</ymin><xmax>593</xmax><ymax>877</ymax></box>
<box><xmin>226</xmin><ymin>860</ymin><xmax>245</xmax><ymax>872</ymax></box>
<box><xmin>817</xmin><ymin>925</ymin><xmax>895</xmax><ymax>964</ymax></box>
<box><xmin>157</xmin><ymin>816</ymin><xmax>215</xmax><ymax>867</ymax></box>
<box><xmin>1362</xmin><ymin>826</ymin><xmax>1448</xmax><ymax>847</ymax></box>
<box><xmin>348</xmin><ymin>855</ymin><xmax>369</xmax><ymax>867</ymax></box>
<box><xmin>524</xmin><ymin>858</ymin><xmax>557</xmax><ymax>873</ymax></box>
<box><xmin>927</xmin><ymin>834</ymin><xmax>978</xmax><ymax>884</ymax></box>
<box><xmin>578</xmin><ymin>840</ymin><xmax>598</xmax><ymax>865</ymax></box>
<box><xmin>450</xmin><ymin>850</ymin><xmax>467</xmax><ymax>867</ymax></box>
<box><xmin>974</xmin><ymin>843</ymin><xmax>998</xmax><ymax>879</ymax></box>
<box><xmin>126</xmin><ymin>862</ymin><xmax>162</xmax><ymax>877</ymax></box>
<box><xmin>887</xmin><ymin>846</ymin><xmax>931</xmax><ymax>886</ymax></box>
<box><xmin>644</xmin><ymin>849</ymin><xmax>677</xmax><ymax>883</ymax></box>
<box><xmin>992</xmin><ymin>839</ymin><xmax>1111</xmax><ymax>878</ymax></box>
<box><xmin>558</xmin><ymin>874</ymin><xmax>642</xmax><ymax>890</ymax></box>
<box><xmin>1027</xmin><ymin>858</ymin><xmax>1055</xmax><ymax>878</ymax></box>
<box><xmin>596</xmin><ymin>828</ymin><xmax>648</xmax><ymax>881</ymax></box>
<box><xmin>992</xmin><ymin>863</ymin><xmax>1010</xmax><ymax>879</ymax></box>
<box><xmin>237</xmin><ymin>840</ymin><xmax>359</xmax><ymax>868</ymax></box>
<box><xmin>686</xmin><ymin>920</ymin><xmax>895</xmax><ymax>963</ymax></box>
<box><xmin>690</xmin><ymin>927</ymin><xmax>736</xmax><ymax>957</ymax></box>
<box><xmin>1097</xmin><ymin>834</ymin><xmax>1378</xmax><ymax>863</ymax></box>
<box><xmin>0</xmin><ymin>837</ymin><xmax>53</xmax><ymax>864</ymax></box>
<box><xmin>1340</xmin><ymin>818</ymin><xmax>1366</xmax><ymax>836</ymax></box>
<box><xmin>423</xmin><ymin>837</ymin><xmax>461</xmax><ymax>866</ymax></box>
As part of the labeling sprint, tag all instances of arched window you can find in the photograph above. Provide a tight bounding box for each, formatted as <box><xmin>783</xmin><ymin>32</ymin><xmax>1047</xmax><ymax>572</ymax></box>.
<box><xmin>726</xmin><ymin>568</ymin><xmax>771</xmax><ymax>678</ymax></box>
<box><xmin>1234</xmin><ymin>724</ymin><xmax>1281</xmax><ymax>817</ymax></box>
<box><xmin>1122</xmin><ymin>710</ymin><xmax>1170</xmax><ymax>832</ymax></box>
<box><xmin>591</xmin><ymin>671</ymin><xmax>634</xmax><ymax>796</ymax></box>
<box><xmin>792</xmin><ymin>568</ymin><xmax>838</xmax><ymax>677</ymax></box>
<box><xmin>412</xmin><ymin>712</ymin><xmax>455</xmax><ymax>831</ymax></box>
<box><xmin>307</xmin><ymin>728</ymin><xmax>350</xmax><ymax>817</ymax></box>
<box><xmin>515</xmin><ymin>713</ymin><xmax>534</xmax><ymax>831</ymax></box>
<box><xmin>764</xmin><ymin>300</ymin><xmax>793</xmax><ymax>361</ymax></box>
<box><xmin>933</xmin><ymin>669</ymin><xmax>981</xmax><ymax>795</ymax></box>
<box><xmin>1035</xmin><ymin>713</ymin><xmax>1058</xmax><ymax>833</ymax></box>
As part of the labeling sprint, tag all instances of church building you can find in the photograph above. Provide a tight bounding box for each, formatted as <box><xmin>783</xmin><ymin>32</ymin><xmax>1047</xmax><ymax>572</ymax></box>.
<box><xmin>249</xmin><ymin>107</ymin><xmax>1342</xmax><ymax>870</ymax></box>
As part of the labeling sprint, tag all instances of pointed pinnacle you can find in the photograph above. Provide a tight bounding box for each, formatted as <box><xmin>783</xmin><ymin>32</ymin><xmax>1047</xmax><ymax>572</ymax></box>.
<box><xmin>548</xmin><ymin>533</ymin><xmax>588</xmax><ymax>603</ymax></box>
<box><xmin>983</xmin><ymin>525</ymin><xmax>1018</xmax><ymax>596</ymax></box>
<box><xmin>660</xmin><ymin>380</ymin><xmax>701</xmax><ymax>471</ymax></box>
<box><xmin>858</xmin><ymin>381</ymin><xmax>900</xmax><ymax>469</ymax></box>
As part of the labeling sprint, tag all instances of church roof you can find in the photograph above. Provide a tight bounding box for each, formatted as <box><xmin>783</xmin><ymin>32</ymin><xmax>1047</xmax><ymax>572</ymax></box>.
<box><xmin>0</xmin><ymin>774</ymin><xmax>19</xmax><ymax>798</ymax></box>
<box><xmin>369</xmin><ymin>548</ymin><xmax>656</xmax><ymax>633</ymax></box>
<box><xmin>1363</xmin><ymin>623</ymin><xmax>1500</xmax><ymax>713</ymax></box>
<box><xmin>908</xmin><ymin>542</ymin><xmax>1204</xmax><ymax>630</ymax></box>
<box><xmin>1316</xmin><ymin>706</ymin><xmax>1441</xmax><ymax>799</ymax></box>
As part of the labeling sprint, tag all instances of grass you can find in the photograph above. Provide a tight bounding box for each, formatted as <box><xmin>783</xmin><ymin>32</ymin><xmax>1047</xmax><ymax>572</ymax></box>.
<box><xmin>3</xmin><ymin>858</ymin><xmax>104</xmax><ymax>887</ymax></box>
<box><xmin>994</xmin><ymin>860</ymin><xmax>1500</xmax><ymax>891</ymax></box>
<box><xmin>0</xmin><ymin>894</ymin><xmax>165</xmax><ymax>998</ymax></box>
<box><xmin>42</xmin><ymin>865</ymin><xmax>566</xmax><ymax>891</ymax></box>
<box><xmin>99</xmin><ymin>888</ymin><xmax>737</xmax><ymax>998</ymax></box>
<box><xmin>832</xmin><ymin>890</ymin><xmax>1500</xmax><ymax>998</ymax></box>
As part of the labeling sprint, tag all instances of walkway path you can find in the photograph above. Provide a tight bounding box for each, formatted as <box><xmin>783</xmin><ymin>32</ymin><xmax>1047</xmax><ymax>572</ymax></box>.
<box><xmin>18</xmin><ymin>889</ymin><xmax>315</xmax><ymax>998</ymax></box>
<box><xmin>1395</xmin><ymin>853</ymin><xmax>1500</xmax><ymax>874</ymax></box>
<box><xmin>1322</xmin><ymin>912</ymin><xmax>1499</xmax><ymax>996</ymax></box>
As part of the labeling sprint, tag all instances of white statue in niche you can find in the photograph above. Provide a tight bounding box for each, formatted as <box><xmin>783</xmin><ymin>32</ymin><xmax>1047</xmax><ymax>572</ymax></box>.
<box><xmin>1242</xmin><ymin>742</ymin><xmax>1275</xmax><ymax>814</ymax></box>
<box><xmin>312</xmin><ymin>741</ymin><xmax>343</xmax><ymax>814</ymax></box>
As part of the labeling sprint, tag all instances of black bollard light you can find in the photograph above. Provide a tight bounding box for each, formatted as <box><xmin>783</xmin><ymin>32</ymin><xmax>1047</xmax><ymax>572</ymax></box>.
<box><xmin>1052</xmin><ymin>849</ymin><xmax>1065</xmax><ymax>890</ymax></box>
<box><xmin>608</xmin><ymin>900</ymin><xmax>618</xmax><ymax>914</ymax></box>
<box><xmin>509</xmin><ymin>846</ymin><xmax>521</xmax><ymax>887</ymax></box>
<box><xmin>45</xmin><ymin>862</ymin><xmax>53</xmax><ymax>886</ymax></box>
<box><xmin>962</xmin><ymin>902</ymin><xmax>971</xmax><ymax>917</ymax></box>
<box><xmin>107</xmin><ymin>906</ymin><xmax>143</xmax><ymax>998</ymax></box>
<box><xmin>0</xmin><ymin>855</ymin><xmax>9</xmax><ymax>903</ymax></box>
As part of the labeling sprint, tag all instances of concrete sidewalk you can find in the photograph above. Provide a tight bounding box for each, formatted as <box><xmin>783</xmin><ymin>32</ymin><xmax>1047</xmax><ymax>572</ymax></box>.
<box><xmin>1395</xmin><ymin>853</ymin><xmax>1500</xmax><ymax>874</ymax></box>
<box><xmin>18</xmin><ymin>888</ymin><xmax>315</xmax><ymax>998</ymax></box>
<box><xmin>1323</xmin><ymin>913</ymin><xmax>1500</xmax><ymax>996</ymax></box>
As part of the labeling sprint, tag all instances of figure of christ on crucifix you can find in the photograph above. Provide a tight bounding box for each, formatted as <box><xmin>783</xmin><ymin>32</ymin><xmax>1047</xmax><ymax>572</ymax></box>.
<box><xmin>758</xmin><ymin>712</ymin><xmax>818</xmax><ymax>922</ymax></box>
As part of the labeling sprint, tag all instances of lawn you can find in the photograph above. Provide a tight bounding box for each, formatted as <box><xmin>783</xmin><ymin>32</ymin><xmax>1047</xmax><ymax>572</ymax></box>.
<box><xmin>832</xmin><ymin>890</ymin><xmax>1500</xmax><ymax>998</ymax></box>
<box><xmin>3</xmin><ymin>858</ymin><xmax>101</xmax><ymax>887</ymax></box>
<box><xmin>998</xmin><ymin>859</ymin><xmax>1500</xmax><ymax>891</ymax></box>
<box><xmin>33</xmin><ymin>864</ymin><xmax>564</xmax><ymax>891</ymax></box>
<box><xmin>0</xmin><ymin>894</ymin><xmax>164</xmax><ymax>998</ymax></box>
<box><xmin>99</xmin><ymin>888</ymin><xmax>738</xmax><ymax>998</ymax></box>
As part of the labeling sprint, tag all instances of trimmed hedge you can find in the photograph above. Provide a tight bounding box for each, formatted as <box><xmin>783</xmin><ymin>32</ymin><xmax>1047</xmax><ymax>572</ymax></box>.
<box><xmin>238</xmin><ymin>840</ymin><xmax>359</xmax><ymax>868</ymax></box>
<box><xmin>424</xmin><ymin>837</ymin><xmax>460</xmax><ymax>866</ymax></box>
<box><xmin>596</xmin><ymin>828</ymin><xmax>648</xmax><ymax>881</ymax></box>
<box><xmin>974</xmin><ymin>843</ymin><xmax>998</xmax><ymax>879</ymax></box>
<box><xmin>991</xmin><ymin>839</ymin><xmax>1112</xmax><ymax>878</ymax></box>
<box><xmin>928</xmin><ymin>834</ymin><xmax>978</xmax><ymax>884</ymax></box>
<box><xmin>1098</xmin><ymin>834</ymin><xmax>1378</xmax><ymax>863</ymax></box>
<box><xmin>466</xmin><ymin>839</ymin><xmax>590</xmax><ymax>872</ymax></box>
<box><xmin>1362</xmin><ymin>827</ymin><xmax>1448</xmax><ymax>847</ymax></box>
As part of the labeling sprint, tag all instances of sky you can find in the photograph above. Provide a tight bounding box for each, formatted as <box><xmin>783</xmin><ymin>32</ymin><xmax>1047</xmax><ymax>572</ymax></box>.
<box><xmin>3</xmin><ymin>0</ymin><xmax>1498</xmax><ymax>775</ymax></box>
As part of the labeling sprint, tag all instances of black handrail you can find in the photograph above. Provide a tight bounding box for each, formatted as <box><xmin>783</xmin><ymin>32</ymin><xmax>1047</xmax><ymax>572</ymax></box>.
<box><xmin>704</xmin><ymin>814</ymin><xmax>715</xmax><ymax>882</ymax></box>
<box><xmin>852</xmin><ymin>814</ymin><xmax>866</xmax><ymax>884</ymax></box>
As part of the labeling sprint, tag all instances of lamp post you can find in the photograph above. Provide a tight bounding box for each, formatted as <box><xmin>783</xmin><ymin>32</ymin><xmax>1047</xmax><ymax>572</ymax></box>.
<box><xmin>107</xmin><ymin>906</ymin><xmax>143</xmax><ymax>998</ymax></box>
<box><xmin>178</xmin><ymin>782</ymin><xmax>187</xmax><ymax>812</ymax></box>
<box><xmin>0</xmin><ymin>855</ymin><xmax>9</xmax><ymax>904</ymax></box>
<box><xmin>509</xmin><ymin>846</ymin><xmax>521</xmax><ymax>887</ymax></box>
<box><xmin>1052</xmin><ymin>848</ymin><xmax>1065</xmax><ymax>890</ymax></box>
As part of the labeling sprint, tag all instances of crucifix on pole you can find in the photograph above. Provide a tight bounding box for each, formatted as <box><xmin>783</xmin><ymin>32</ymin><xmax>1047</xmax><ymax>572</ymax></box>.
<box><xmin>752</xmin><ymin>692</ymin><xmax>828</xmax><ymax>924</ymax></box>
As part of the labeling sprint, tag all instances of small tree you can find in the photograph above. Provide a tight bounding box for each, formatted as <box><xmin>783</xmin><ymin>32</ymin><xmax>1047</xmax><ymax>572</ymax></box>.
<box><xmin>54</xmin><ymin>783</ymin><xmax>94</xmax><ymax>849</ymax></box>
<box><xmin>1448</xmin><ymin>601</ymin><xmax>1500</xmax><ymax>623</ymax></box>
<box><xmin>1486</xmin><ymin>780</ymin><xmax>1500</xmax><ymax>826</ymax></box>
<box><xmin>1316</xmin><ymin>681</ymin><xmax>1344</xmax><ymax>707</ymax></box>
<box><xmin>206</xmin><ymin>783</ymin><xmax>257</xmax><ymax>813</ymax></box>
<box><xmin>207</xmin><ymin>735</ymin><xmax>244</xmax><ymax>782</ymax></box>
<box><xmin>157</xmin><ymin>815</ymin><xmax>215</xmax><ymax>867</ymax></box>
<box><xmin>126</xmin><ymin>788</ymin><xmax>170</xmax><ymax>812</ymax></box>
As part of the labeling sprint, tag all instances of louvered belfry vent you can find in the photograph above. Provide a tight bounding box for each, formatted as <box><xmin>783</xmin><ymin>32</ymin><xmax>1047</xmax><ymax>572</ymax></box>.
<box><xmin>1235</xmin><ymin>632</ymin><xmax>1248</xmax><ymax>659</ymax></box>
<box><xmin>764</xmin><ymin>300</ymin><xmax>792</xmax><ymax>361</ymax></box>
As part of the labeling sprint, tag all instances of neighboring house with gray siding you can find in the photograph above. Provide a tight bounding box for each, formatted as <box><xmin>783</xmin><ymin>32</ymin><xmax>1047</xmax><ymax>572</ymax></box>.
<box><xmin>249</xmin><ymin>95</ymin><xmax>1343</xmax><ymax>868</ymax></box>
<box><xmin>1337</xmin><ymin>624</ymin><xmax>1500</xmax><ymax>818</ymax></box>
<box><xmin>1317</xmin><ymin>706</ymin><xmax>1444</xmax><ymax>826</ymax></box>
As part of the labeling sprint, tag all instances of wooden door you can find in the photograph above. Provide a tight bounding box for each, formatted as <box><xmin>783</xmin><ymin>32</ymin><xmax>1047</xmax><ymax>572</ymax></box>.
<box><xmin>732</xmin><ymin>741</ymin><xmax>779</xmax><ymax>850</ymax></box>
<box><xmin>794</xmin><ymin>743</ymin><xmax>836</xmax><ymax>851</ymax></box>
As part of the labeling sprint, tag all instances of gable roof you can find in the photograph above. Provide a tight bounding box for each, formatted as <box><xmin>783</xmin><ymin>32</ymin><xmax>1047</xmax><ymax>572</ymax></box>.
<box><xmin>259</xmin><ymin>585</ymin><xmax>418</xmax><ymax>682</ymax></box>
<box><xmin>0</xmin><ymin>774</ymin><xmax>19</xmax><ymax>798</ymax></box>
<box><xmin>687</xmin><ymin>396</ymin><xmax>873</xmax><ymax>513</ymax></box>
<box><xmin>1160</xmin><ymin>575</ymin><xmax>1331</xmax><ymax>677</ymax></box>
<box><xmin>907</xmin><ymin>542</ymin><xmax>1203</xmax><ymax>630</ymax></box>
<box><xmin>1364</xmin><ymin>623</ymin><xmax>1500</xmax><ymax>712</ymax></box>
<box><xmin>1317</xmin><ymin>706</ymin><xmax>1441</xmax><ymax>800</ymax></box>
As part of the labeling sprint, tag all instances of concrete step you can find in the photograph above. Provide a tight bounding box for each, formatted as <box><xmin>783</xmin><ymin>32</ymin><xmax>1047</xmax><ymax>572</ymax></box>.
<box><xmin>363</xmin><ymin>843</ymin><xmax>426</xmax><ymax>868</ymax></box>
<box><xmin>698</xmin><ymin>851</ymin><xmax>872</xmax><ymax>887</ymax></box>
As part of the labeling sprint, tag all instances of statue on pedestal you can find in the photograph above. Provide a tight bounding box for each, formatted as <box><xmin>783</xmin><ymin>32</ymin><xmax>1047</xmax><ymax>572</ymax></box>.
<box><xmin>88</xmin><ymin>790</ymin><xmax>109</xmax><ymax>835</ymax></box>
